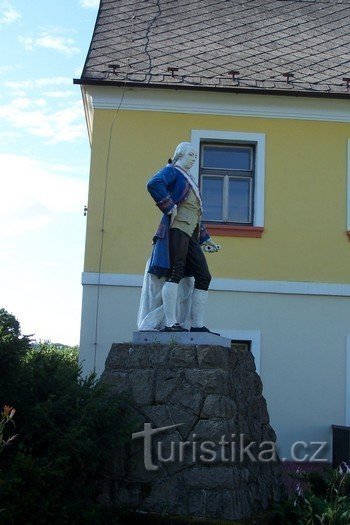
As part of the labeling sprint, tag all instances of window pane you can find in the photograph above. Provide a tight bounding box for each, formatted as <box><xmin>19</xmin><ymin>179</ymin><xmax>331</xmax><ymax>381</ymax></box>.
<box><xmin>201</xmin><ymin>176</ymin><xmax>223</xmax><ymax>221</ymax></box>
<box><xmin>228</xmin><ymin>178</ymin><xmax>251</xmax><ymax>223</ymax></box>
<box><xmin>202</xmin><ymin>146</ymin><xmax>251</xmax><ymax>170</ymax></box>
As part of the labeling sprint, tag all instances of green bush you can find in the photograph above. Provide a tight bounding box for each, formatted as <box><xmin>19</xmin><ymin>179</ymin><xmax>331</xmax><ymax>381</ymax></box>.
<box><xmin>0</xmin><ymin>309</ymin><xmax>133</xmax><ymax>525</ymax></box>
<box><xmin>0</xmin><ymin>309</ymin><xmax>31</xmax><ymax>407</ymax></box>
<box><xmin>264</xmin><ymin>467</ymin><xmax>350</xmax><ymax>525</ymax></box>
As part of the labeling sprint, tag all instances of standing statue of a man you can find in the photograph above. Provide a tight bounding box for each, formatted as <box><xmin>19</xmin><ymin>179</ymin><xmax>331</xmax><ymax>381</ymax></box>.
<box><xmin>144</xmin><ymin>142</ymin><xmax>220</xmax><ymax>333</ymax></box>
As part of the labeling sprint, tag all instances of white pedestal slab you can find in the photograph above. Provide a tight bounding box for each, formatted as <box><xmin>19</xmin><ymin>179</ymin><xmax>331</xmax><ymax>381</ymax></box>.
<box><xmin>132</xmin><ymin>331</ymin><xmax>231</xmax><ymax>348</ymax></box>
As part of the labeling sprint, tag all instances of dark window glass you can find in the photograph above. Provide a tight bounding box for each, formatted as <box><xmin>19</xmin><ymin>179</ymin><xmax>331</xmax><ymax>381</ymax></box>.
<box><xmin>202</xmin><ymin>176</ymin><xmax>223</xmax><ymax>221</ymax></box>
<box><xmin>228</xmin><ymin>178</ymin><xmax>251</xmax><ymax>223</ymax></box>
<box><xmin>202</xmin><ymin>146</ymin><xmax>251</xmax><ymax>170</ymax></box>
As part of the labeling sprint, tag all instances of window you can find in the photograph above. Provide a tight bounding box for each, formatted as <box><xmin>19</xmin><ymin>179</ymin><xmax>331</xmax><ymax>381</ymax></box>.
<box><xmin>200</xmin><ymin>143</ymin><xmax>255</xmax><ymax>225</ymax></box>
<box><xmin>191</xmin><ymin>130</ymin><xmax>266</xmax><ymax>238</ymax></box>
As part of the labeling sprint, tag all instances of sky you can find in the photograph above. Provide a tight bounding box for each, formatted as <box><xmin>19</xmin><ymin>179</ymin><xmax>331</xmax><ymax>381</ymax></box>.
<box><xmin>0</xmin><ymin>0</ymin><xmax>100</xmax><ymax>344</ymax></box>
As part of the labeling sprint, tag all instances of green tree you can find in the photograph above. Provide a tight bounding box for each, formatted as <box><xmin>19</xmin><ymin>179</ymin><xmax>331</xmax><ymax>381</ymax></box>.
<box><xmin>0</xmin><ymin>309</ymin><xmax>132</xmax><ymax>525</ymax></box>
<box><xmin>0</xmin><ymin>308</ymin><xmax>31</xmax><ymax>408</ymax></box>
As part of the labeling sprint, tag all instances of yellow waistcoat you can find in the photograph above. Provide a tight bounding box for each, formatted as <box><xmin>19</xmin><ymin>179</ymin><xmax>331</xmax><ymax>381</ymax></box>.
<box><xmin>170</xmin><ymin>189</ymin><xmax>202</xmax><ymax>237</ymax></box>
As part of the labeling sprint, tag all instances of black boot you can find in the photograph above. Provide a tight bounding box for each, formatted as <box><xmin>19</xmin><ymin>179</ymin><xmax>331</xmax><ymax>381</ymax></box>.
<box><xmin>190</xmin><ymin>326</ymin><xmax>220</xmax><ymax>336</ymax></box>
<box><xmin>161</xmin><ymin>323</ymin><xmax>188</xmax><ymax>332</ymax></box>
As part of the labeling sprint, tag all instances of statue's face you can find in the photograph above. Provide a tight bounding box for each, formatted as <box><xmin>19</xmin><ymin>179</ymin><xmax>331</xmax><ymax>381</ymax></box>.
<box><xmin>179</xmin><ymin>147</ymin><xmax>197</xmax><ymax>170</ymax></box>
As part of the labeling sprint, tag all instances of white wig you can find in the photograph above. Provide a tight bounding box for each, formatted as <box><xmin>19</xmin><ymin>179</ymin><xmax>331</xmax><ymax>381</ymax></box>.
<box><xmin>172</xmin><ymin>142</ymin><xmax>195</xmax><ymax>165</ymax></box>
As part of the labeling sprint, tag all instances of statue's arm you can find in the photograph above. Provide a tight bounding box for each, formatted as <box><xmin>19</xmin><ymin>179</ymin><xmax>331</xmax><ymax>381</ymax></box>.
<box><xmin>200</xmin><ymin>222</ymin><xmax>221</xmax><ymax>252</ymax></box>
<box><xmin>199</xmin><ymin>222</ymin><xmax>210</xmax><ymax>244</ymax></box>
<box><xmin>146</xmin><ymin>166</ymin><xmax>177</xmax><ymax>214</ymax></box>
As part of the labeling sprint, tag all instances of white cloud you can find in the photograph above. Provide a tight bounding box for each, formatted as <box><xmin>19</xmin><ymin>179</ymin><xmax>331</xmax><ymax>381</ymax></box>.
<box><xmin>0</xmin><ymin>63</ymin><xmax>20</xmax><ymax>74</ymax></box>
<box><xmin>0</xmin><ymin>3</ymin><xmax>20</xmax><ymax>24</ymax></box>
<box><xmin>0</xmin><ymin>153</ymin><xmax>88</xmax><ymax>236</ymax></box>
<box><xmin>11</xmin><ymin>97</ymin><xmax>32</xmax><ymax>109</ymax></box>
<box><xmin>18</xmin><ymin>35</ymin><xmax>33</xmax><ymax>50</ymax></box>
<box><xmin>19</xmin><ymin>33</ymin><xmax>80</xmax><ymax>56</ymax></box>
<box><xmin>0</xmin><ymin>130</ymin><xmax>20</xmax><ymax>144</ymax></box>
<box><xmin>44</xmin><ymin>90</ymin><xmax>76</xmax><ymax>99</ymax></box>
<box><xmin>1</xmin><ymin>76</ymin><xmax>84</xmax><ymax>142</ymax></box>
<box><xmin>74</xmin><ymin>66</ymin><xmax>83</xmax><ymax>77</ymax></box>
<box><xmin>80</xmin><ymin>0</ymin><xmax>99</xmax><ymax>8</ymax></box>
<box><xmin>5</xmin><ymin>86</ymin><xmax>27</xmax><ymax>97</ymax></box>
<box><xmin>0</xmin><ymin>154</ymin><xmax>88</xmax><ymax>344</ymax></box>
<box><xmin>36</xmin><ymin>34</ymin><xmax>80</xmax><ymax>55</ymax></box>
<box><xmin>10</xmin><ymin>97</ymin><xmax>47</xmax><ymax>109</ymax></box>
<box><xmin>5</xmin><ymin>76</ymin><xmax>71</xmax><ymax>90</ymax></box>
<box><xmin>36</xmin><ymin>77</ymin><xmax>72</xmax><ymax>88</ymax></box>
<box><xmin>0</xmin><ymin>96</ymin><xmax>85</xmax><ymax>143</ymax></box>
<box><xmin>35</xmin><ymin>98</ymin><xmax>47</xmax><ymax>107</ymax></box>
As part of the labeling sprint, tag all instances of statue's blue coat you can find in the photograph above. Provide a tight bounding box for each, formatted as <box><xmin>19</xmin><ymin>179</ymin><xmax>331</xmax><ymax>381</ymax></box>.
<box><xmin>147</xmin><ymin>165</ymin><xmax>210</xmax><ymax>277</ymax></box>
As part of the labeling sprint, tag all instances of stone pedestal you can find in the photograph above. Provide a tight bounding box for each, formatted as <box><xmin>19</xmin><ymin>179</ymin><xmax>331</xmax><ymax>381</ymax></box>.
<box><xmin>101</xmin><ymin>342</ymin><xmax>283</xmax><ymax>521</ymax></box>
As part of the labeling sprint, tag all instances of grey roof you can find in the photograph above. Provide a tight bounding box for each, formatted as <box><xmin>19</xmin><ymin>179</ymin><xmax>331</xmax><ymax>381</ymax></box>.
<box><xmin>78</xmin><ymin>0</ymin><xmax>350</xmax><ymax>97</ymax></box>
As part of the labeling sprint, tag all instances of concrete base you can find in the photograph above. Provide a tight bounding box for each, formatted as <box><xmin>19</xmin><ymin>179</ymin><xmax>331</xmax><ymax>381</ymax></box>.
<box><xmin>133</xmin><ymin>330</ymin><xmax>231</xmax><ymax>348</ymax></box>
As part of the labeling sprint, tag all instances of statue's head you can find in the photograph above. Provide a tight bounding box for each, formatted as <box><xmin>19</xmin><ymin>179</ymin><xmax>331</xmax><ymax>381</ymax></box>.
<box><xmin>172</xmin><ymin>142</ymin><xmax>197</xmax><ymax>170</ymax></box>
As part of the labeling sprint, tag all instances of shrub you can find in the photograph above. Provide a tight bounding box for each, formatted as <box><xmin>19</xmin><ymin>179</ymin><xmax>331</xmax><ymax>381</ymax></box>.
<box><xmin>0</xmin><ymin>308</ymin><xmax>31</xmax><ymax>408</ymax></box>
<box><xmin>294</xmin><ymin>466</ymin><xmax>350</xmax><ymax>524</ymax></box>
<box><xmin>0</xmin><ymin>310</ymin><xmax>133</xmax><ymax>525</ymax></box>
<box><xmin>264</xmin><ymin>466</ymin><xmax>350</xmax><ymax>524</ymax></box>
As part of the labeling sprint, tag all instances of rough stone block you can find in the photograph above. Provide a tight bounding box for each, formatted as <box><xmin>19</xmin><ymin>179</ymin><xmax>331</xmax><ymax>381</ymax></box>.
<box><xmin>101</xmin><ymin>370</ymin><xmax>130</xmax><ymax>396</ymax></box>
<box><xmin>126</xmin><ymin>345</ymin><xmax>150</xmax><ymax>368</ymax></box>
<box><xmin>104</xmin><ymin>344</ymin><xmax>130</xmax><ymax>370</ymax></box>
<box><xmin>226</xmin><ymin>489</ymin><xmax>252</xmax><ymax>520</ymax></box>
<box><xmin>129</xmin><ymin>369</ymin><xmax>154</xmax><ymax>405</ymax></box>
<box><xmin>182</xmin><ymin>466</ymin><xmax>235</xmax><ymax>489</ymax></box>
<box><xmin>197</xmin><ymin>345</ymin><xmax>230</xmax><ymax>369</ymax></box>
<box><xmin>187</xmin><ymin>490</ymin><xmax>205</xmax><ymax>517</ymax></box>
<box><xmin>191</xmin><ymin>418</ymin><xmax>231</xmax><ymax>443</ymax></box>
<box><xmin>142</xmin><ymin>404</ymin><xmax>172</xmax><ymax>429</ymax></box>
<box><xmin>143</xmin><ymin>477</ymin><xmax>179</xmax><ymax>514</ymax></box>
<box><xmin>169</xmin><ymin>345</ymin><xmax>197</xmax><ymax>368</ymax></box>
<box><xmin>186</xmin><ymin>368</ymin><xmax>228</xmax><ymax>395</ymax></box>
<box><xmin>206</xmin><ymin>491</ymin><xmax>226</xmax><ymax>518</ymax></box>
<box><xmin>126</xmin><ymin>440</ymin><xmax>167</xmax><ymax>483</ymax></box>
<box><xmin>201</xmin><ymin>394</ymin><xmax>236</xmax><ymax>419</ymax></box>
<box><xmin>154</xmin><ymin>369</ymin><xmax>182</xmax><ymax>402</ymax></box>
<box><xmin>254</xmin><ymin>373</ymin><xmax>264</xmax><ymax>395</ymax></box>
<box><xmin>167</xmin><ymin>403</ymin><xmax>198</xmax><ymax>439</ymax></box>
<box><xmin>171</xmin><ymin>381</ymin><xmax>204</xmax><ymax>415</ymax></box>
<box><xmin>149</xmin><ymin>344</ymin><xmax>171</xmax><ymax>366</ymax></box>
<box><xmin>262</xmin><ymin>424</ymin><xmax>277</xmax><ymax>442</ymax></box>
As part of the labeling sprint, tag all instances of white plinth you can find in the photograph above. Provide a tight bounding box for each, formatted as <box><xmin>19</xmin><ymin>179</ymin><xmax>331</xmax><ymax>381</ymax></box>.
<box><xmin>132</xmin><ymin>331</ymin><xmax>231</xmax><ymax>348</ymax></box>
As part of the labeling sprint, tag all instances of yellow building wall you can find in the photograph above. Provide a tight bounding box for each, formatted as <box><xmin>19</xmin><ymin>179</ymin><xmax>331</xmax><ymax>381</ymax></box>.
<box><xmin>84</xmin><ymin>109</ymin><xmax>350</xmax><ymax>283</ymax></box>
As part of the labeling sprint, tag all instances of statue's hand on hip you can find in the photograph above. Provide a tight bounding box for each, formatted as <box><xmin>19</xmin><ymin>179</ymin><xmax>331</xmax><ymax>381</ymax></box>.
<box><xmin>169</xmin><ymin>206</ymin><xmax>178</xmax><ymax>226</ymax></box>
<box><xmin>203</xmin><ymin>237</ymin><xmax>221</xmax><ymax>253</ymax></box>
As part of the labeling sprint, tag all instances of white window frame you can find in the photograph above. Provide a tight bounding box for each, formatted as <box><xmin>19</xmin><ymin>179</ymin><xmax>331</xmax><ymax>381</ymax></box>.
<box><xmin>191</xmin><ymin>130</ymin><xmax>266</xmax><ymax>228</ymax></box>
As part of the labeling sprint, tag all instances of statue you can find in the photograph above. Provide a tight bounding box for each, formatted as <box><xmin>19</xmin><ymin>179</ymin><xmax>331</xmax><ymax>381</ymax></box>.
<box><xmin>137</xmin><ymin>142</ymin><xmax>220</xmax><ymax>334</ymax></box>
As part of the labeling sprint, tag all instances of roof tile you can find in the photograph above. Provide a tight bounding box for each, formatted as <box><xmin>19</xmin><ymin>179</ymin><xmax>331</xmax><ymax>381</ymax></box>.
<box><xmin>80</xmin><ymin>0</ymin><xmax>350</xmax><ymax>96</ymax></box>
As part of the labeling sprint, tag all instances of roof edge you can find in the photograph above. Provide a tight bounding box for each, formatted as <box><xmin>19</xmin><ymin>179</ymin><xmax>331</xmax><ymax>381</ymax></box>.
<box><xmin>73</xmin><ymin>78</ymin><xmax>350</xmax><ymax>101</ymax></box>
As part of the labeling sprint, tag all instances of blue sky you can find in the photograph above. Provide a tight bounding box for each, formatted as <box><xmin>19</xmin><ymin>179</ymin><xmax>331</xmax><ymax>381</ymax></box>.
<box><xmin>0</xmin><ymin>0</ymin><xmax>99</xmax><ymax>344</ymax></box>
